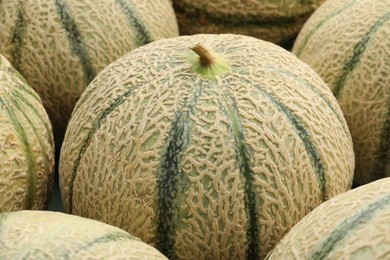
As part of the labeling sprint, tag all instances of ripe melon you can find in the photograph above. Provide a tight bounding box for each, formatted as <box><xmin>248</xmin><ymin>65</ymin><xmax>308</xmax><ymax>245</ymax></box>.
<box><xmin>0</xmin><ymin>210</ymin><xmax>167</xmax><ymax>259</ymax></box>
<box><xmin>0</xmin><ymin>0</ymin><xmax>179</xmax><ymax>146</ymax></box>
<box><xmin>171</xmin><ymin>0</ymin><xmax>326</xmax><ymax>48</ymax></box>
<box><xmin>266</xmin><ymin>177</ymin><xmax>390</xmax><ymax>259</ymax></box>
<box><xmin>0</xmin><ymin>54</ymin><xmax>54</xmax><ymax>212</ymax></box>
<box><xmin>59</xmin><ymin>34</ymin><xmax>355</xmax><ymax>259</ymax></box>
<box><xmin>292</xmin><ymin>0</ymin><xmax>390</xmax><ymax>185</ymax></box>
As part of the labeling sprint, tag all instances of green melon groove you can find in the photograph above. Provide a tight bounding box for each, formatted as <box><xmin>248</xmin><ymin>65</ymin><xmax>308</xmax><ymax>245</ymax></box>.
<box><xmin>9</xmin><ymin>0</ymin><xmax>26</xmax><ymax>72</ymax></box>
<box><xmin>173</xmin><ymin>2</ymin><xmax>312</xmax><ymax>28</ymax></box>
<box><xmin>0</xmin><ymin>97</ymin><xmax>36</xmax><ymax>209</ymax></box>
<box><xmin>265</xmin><ymin>66</ymin><xmax>350</xmax><ymax>136</ymax></box>
<box><xmin>115</xmin><ymin>0</ymin><xmax>151</xmax><ymax>45</ymax></box>
<box><xmin>3</xmin><ymin>67</ymin><xmax>54</xmax><ymax>157</ymax></box>
<box><xmin>8</xmin><ymin>69</ymin><xmax>54</xmax><ymax>148</ymax></box>
<box><xmin>373</xmin><ymin>102</ymin><xmax>390</xmax><ymax>179</ymax></box>
<box><xmin>54</xmin><ymin>0</ymin><xmax>96</xmax><ymax>83</ymax></box>
<box><xmin>13</xmin><ymin>89</ymin><xmax>54</xmax><ymax>148</ymax></box>
<box><xmin>294</xmin><ymin>0</ymin><xmax>358</xmax><ymax>56</ymax></box>
<box><xmin>5</xmin><ymin>91</ymin><xmax>51</xmax><ymax>178</ymax></box>
<box><xmin>67</xmin><ymin>85</ymin><xmax>143</xmax><ymax>213</ymax></box>
<box><xmin>333</xmin><ymin>11</ymin><xmax>390</xmax><ymax>98</ymax></box>
<box><xmin>155</xmin><ymin>86</ymin><xmax>202</xmax><ymax>260</ymax></box>
<box><xmin>5</xmin><ymin>92</ymin><xmax>48</xmax><ymax>157</ymax></box>
<box><xmin>3</xmin><ymin>67</ymin><xmax>41</xmax><ymax>103</ymax></box>
<box><xmin>67</xmin><ymin>231</ymin><xmax>136</xmax><ymax>257</ymax></box>
<box><xmin>309</xmin><ymin>193</ymin><xmax>390</xmax><ymax>259</ymax></box>
<box><xmin>221</xmin><ymin>94</ymin><xmax>260</xmax><ymax>259</ymax></box>
<box><xmin>253</xmin><ymin>85</ymin><xmax>327</xmax><ymax>201</ymax></box>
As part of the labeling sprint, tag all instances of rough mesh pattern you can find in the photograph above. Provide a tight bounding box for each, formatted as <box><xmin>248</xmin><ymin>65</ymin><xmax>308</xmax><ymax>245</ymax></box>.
<box><xmin>0</xmin><ymin>210</ymin><xmax>167</xmax><ymax>259</ymax></box>
<box><xmin>0</xmin><ymin>0</ymin><xmax>179</xmax><ymax>144</ymax></box>
<box><xmin>292</xmin><ymin>0</ymin><xmax>390</xmax><ymax>184</ymax></box>
<box><xmin>60</xmin><ymin>34</ymin><xmax>354</xmax><ymax>259</ymax></box>
<box><xmin>172</xmin><ymin>0</ymin><xmax>326</xmax><ymax>45</ymax></box>
<box><xmin>267</xmin><ymin>177</ymin><xmax>390</xmax><ymax>259</ymax></box>
<box><xmin>0</xmin><ymin>55</ymin><xmax>54</xmax><ymax>212</ymax></box>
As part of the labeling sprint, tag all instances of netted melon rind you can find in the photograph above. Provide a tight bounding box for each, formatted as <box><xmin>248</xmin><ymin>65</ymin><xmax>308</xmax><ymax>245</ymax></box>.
<box><xmin>60</xmin><ymin>34</ymin><xmax>355</xmax><ymax>259</ymax></box>
<box><xmin>0</xmin><ymin>210</ymin><xmax>167</xmax><ymax>259</ymax></box>
<box><xmin>0</xmin><ymin>54</ymin><xmax>54</xmax><ymax>212</ymax></box>
<box><xmin>267</xmin><ymin>177</ymin><xmax>390</xmax><ymax>259</ymax></box>
<box><xmin>292</xmin><ymin>0</ymin><xmax>390</xmax><ymax>185</ymax></box>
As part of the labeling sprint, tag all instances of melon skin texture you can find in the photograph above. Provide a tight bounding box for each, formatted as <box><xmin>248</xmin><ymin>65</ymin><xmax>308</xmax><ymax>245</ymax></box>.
<box><xmin>171</xmin><ymin>0</ymin><xmax>326</xmax><ymax>48</ymax></box>
<box><xmin>59</xmin><ymin>34</ymin><xmax>355</xmax><ymax>259</ymax></box>
<box><xmin>0</xmin><ymin>54</ymin><xmax>54</xmax><ymax>212</ymax></box>
<box><xmin>292</xmin><ymin>0</ymin><xmax>390</xmax><ymax>185</ymax></box>
<box><xmin>0</xmin><ymin>0</ymin><xmax>179</xmax><ymax>146</ymax></box>
<box><xmin>267</xmin><ymin>177</ymin><xmax>390</xmax><ymax>259</ymax></box>
<box><xmin>0</xmin><ymin>210</ymin><xmax>167</xmax><ymax>259</ymax></box>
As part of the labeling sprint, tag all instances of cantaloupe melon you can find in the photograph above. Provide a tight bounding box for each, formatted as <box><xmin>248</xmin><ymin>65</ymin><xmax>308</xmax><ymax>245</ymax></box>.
<box><xmin>292</xmin><ymin>0</ymin><xmax>390</xmax><ymax>185</ymax></box>
<box><xmin>59</xmin><ymin>34</ymin><xmax>355</xmax><ymax>259</ymax></box>
<box><xmin>0</xmin><ymin>210</ymin><xmax>167</xmax><ymax>259</ymax></box>
<box><xmin>0</xmin><ymin>54</ymin><xmax>54</xmax><ymax>212</ymax></box>
<box><xmin>0</xmin><ymin>0</ymin><xmax>179</xmax><ymax>145</ymax></box>
<box><xmin>266</xmin><ymin>177</ymin><xmax>390</xmax><ymax>259</ymax></box>
<box><xmin>171</xmin><ymin>0</ymin><xmax>326</xmax><ymax>48</ymax></box>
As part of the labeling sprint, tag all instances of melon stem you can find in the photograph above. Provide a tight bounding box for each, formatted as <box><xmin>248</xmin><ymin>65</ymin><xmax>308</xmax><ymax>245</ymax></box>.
<box><xmin>188</xmin><ymin>43</ymin><xmax>230</xmax><ymax>79</ymax></box>
<box><xmin>190</xmin><ymin>43</ymin><xmax>214</xmax><ymax>68</ymax></box>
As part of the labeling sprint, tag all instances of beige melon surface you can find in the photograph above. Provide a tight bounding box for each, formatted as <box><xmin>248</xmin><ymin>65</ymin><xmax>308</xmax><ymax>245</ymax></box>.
<box><xmin>0</xmin><ymin>54</ymin><xmax>54</xmax><ymax>212</ymax></box>
<box><xmin>267</xmin><ymin>177</ymin><xmax>390</xmax><ymax>259</ymax></box>
<box><xmin>172</xmin><ymin>0</ymin><xmax>326</xmax><ymax>48</ymax></box>
<box><xmin>0</xmin><ymin>0</ymin><xmax>179</xmax><ymax>146</ymax></box>
<box><xmin>0</xmin><ymin>210</ymin><xmax>167</xmax><ymax>259</ymax></box>
<box><xmin>60</xmin><ymin>34</ymin><xmax>355</xmax><ymax>259</ymax></box>
<box><xmin>292</xmin><ymin>0</ymin><xmax>390</xmax><ymax>185</ymax></box>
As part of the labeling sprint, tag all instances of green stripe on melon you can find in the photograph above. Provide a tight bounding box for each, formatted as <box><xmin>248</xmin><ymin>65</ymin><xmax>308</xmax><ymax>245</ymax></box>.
<box><xmin>266</xmin><ymin>177</ymin><xmax>390</xmax><ymax>259</ymax></box>
<box><xmin>115</xmin><ymin>0</ymin><xmax>151</xmax><ymax>45</ymax></box>
<box><xmin>293</xmin><ymin>0</ymin><xmax>358</xmax><ymax>56</ymax></box>
<box><xmin>0</xmin><ymin>97</ymin><xmax>37</xmax><ymax>209</ymax></box>
<box><xmin>252</xmin><ymin>84</ymin><xmax>327</xmax><ymax>200</ymax></box>
<box><xmin>60</xmin><ymin>34</ymin><xmax>354</xmax><ymax>259</ymax></box>
<box><xmin>292</xmin><ymin>0</ymin><xmax>390</xmax><ymax>184</ymax></box>
<box><xmin>9</xmin><ymin>0</ymin><xmax>25</xmax><ymax>72</ymax></box>
<box><xmin>265</xmin><ymin>66</ymin><xmax>351</xmax><ymax>136</ymax></box>
<box><xmin>0</xmin><ymin>210</ymin><xmax>167</xmax><ymax>259</ymax></box>
<box><xmin>54</xmin><ymin>0</ymin><xmax>96</xmax><ymax>83</ymax></box>
<box><xmin>310</xmin><ymin>194</ymin><xmax>390</xmax><ymax>259</ymax></box>
<box><xmin>333</xmin><ymin>11</ymin><xmax>390</xmax><ymax>98</ymax></box>
<box><xmin>221</xmin><ymin>93</ymin><xmax>260</xmax><ymax>259</ymax></box>
<box><xmin>155</xmin><ymin>84</ymin><xmax>203</xmax><ymax>258</ymax></box>
<box><xmin>0</xmin><ymin>0</ymin><xmax>179</xmax><ymax>146</ymax></box>
<box><xmin>0</xmin><ymin>54</ymin><xmax>54</xmax><ymax>212</ymax></box>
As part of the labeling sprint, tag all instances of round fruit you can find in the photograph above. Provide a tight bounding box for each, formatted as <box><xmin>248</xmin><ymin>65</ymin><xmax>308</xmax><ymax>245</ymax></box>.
<box><xmin>59</xmin><ymin>34</ymin><xmax>355</xmax><ymax>259</ymax></box>
<box><xmin>0</xmin><ymin>0</ymin><xmax>179</xmax><ymax>145</ymax></box>
<box><xmin>171</xmin><ymin>0</ymin><xmax>326</xmax><ymax>48</ymax></box>
<box><xmin>292</xmin><ymin>0</ymin><xmax>390</xmax><ymax>185</ymax></box>
<box><xmin>0</xmin><ymin>54</ymin><xmax>54</xmax><ymax>212</ymax></box>
<box><xmin>266</xmin><ymin>177</ymin><xmax>390</xmax><ymax>259</ymax></box>
<box><xmin>0</xmin><ymin>210</ymin><xmax>167</xmax><ymax>259</ymax></box>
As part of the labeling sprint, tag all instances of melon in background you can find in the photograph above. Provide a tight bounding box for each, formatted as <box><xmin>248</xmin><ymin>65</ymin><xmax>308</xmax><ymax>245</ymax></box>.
<box><xmin>171</xmin><ymin>0</ymin><xmax>326</xmax><ymax>48</ymax></box>
<box><xmin>266</xmin><ymin>177</ymin><xmax>390</xmax><ymax>259</ymax></box>
<box><xmin>0</xmin><ymin>54</ymin><xmax>54</xmax><ymax>212</ymax></box>
<box><xmin>0</xmin><ymin>210</ymin><xmax>167</xmax><ymax>259</ymax></box>
<box><xmin>59</xmin><ymin>34</ymin><xmax>355</xmax><ymax>259</ymax></box>
<box><xmin>0</xmin><ymin>0</ymin><xmax>179</xmax><ymax>146</ymax></box>
<box><xmin>292</xmin><ymin>0</ymin><xmax>390</xmax><ymax>185</ymax></box>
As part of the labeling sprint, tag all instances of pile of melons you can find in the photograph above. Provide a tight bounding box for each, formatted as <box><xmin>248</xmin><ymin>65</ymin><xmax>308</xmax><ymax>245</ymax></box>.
<box><xmin>0</xmin><ymin>0</ymin><xmax>388</xmax><ymax>259</ymax></box>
